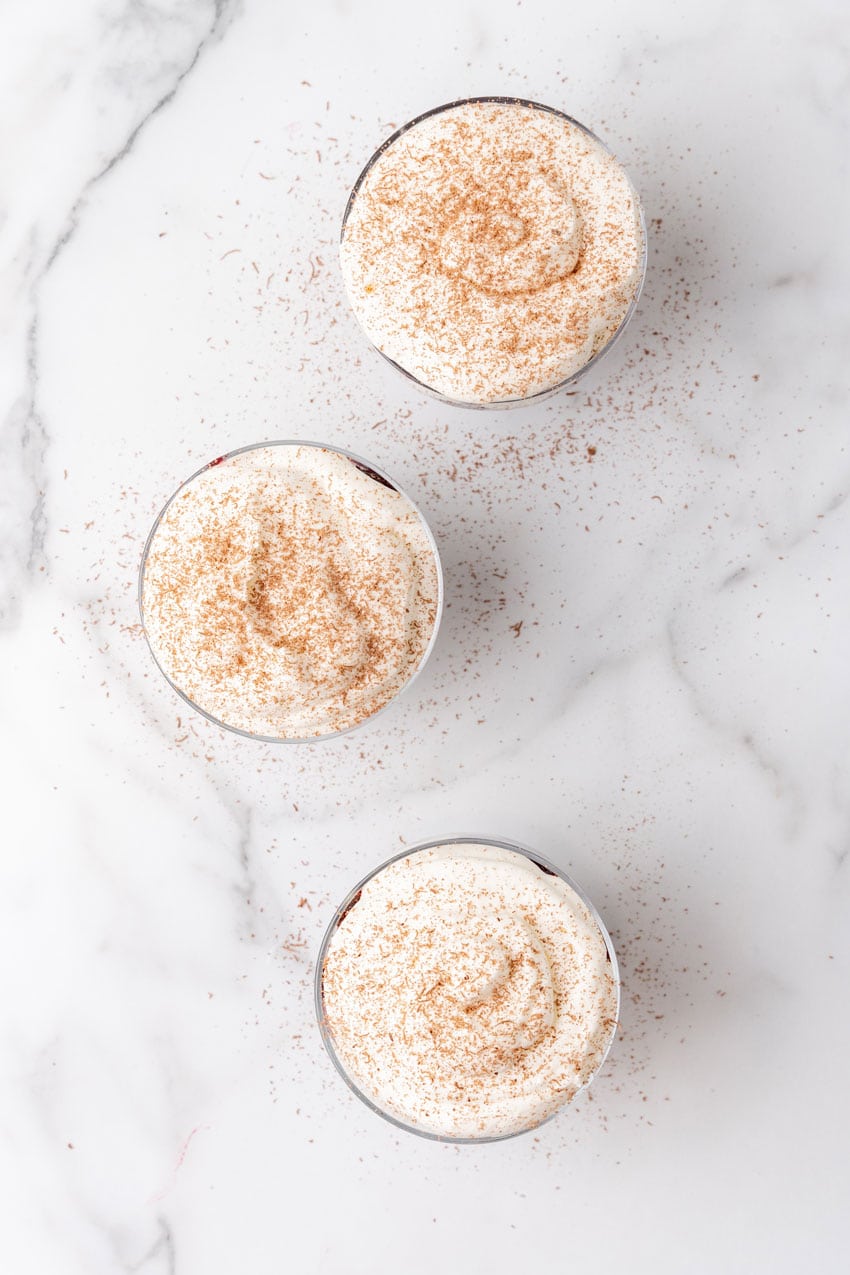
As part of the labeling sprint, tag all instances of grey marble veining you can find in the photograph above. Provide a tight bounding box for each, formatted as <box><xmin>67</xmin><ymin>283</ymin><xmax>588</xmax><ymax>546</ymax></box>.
<box><xmin>1</xmin><ymin>0</ymin><xmax>238</xmax><ymax>628</ymax></box>
<box><xmin>0</xmin><ymin>0</ymin><xmax>848</xmax><ymax>1272</ymax></box>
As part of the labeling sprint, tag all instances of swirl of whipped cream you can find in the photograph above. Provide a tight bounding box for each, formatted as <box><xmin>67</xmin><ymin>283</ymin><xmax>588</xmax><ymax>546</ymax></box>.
<box><xmin>408</xmin><ymin>912</ymin><xmax>556</xmax><ymax>1058</ymax></box>
<box><xmin>140</xmin><ymin>445</ymin><xmax>441</xmax><ymax>739</ymax></box>
<box><xmin>320</xmin><ymin>842</ymin><xmax>619</xmax><ymax>1139</ymax></box>
<box><xmin>340</xmin><ymin>99</ymin><xmax>645</xmax><ymax>404</ymax></box>
<box><xmin>436</xmin><ymin>167</ymin><xmax>582</xmax><ymax>296</ymax></box>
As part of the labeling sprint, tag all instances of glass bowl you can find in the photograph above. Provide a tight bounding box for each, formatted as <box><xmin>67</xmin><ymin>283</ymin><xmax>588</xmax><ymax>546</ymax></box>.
<box><xmin>340</xmin><ymin>96</ymin><xmax>647</xmax><ymax>410</ymax></box>
<box><xmin>138</xmin><ymin>440</ymin><xmax>443</xmax><ymax>743</ymax></box>
<box><xmin>315</xmin><ymin>835</ymin><xmax>620</xmax><ymax>1142</ymax></box>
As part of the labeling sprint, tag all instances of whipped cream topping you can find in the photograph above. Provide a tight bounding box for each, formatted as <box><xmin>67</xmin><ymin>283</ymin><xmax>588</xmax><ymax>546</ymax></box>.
<box><xmin>320</xmin><ymin>842</ymin><xmax>618</xmax><ymax>1139</ymax></box>
<box><xmin>140</xmin><ymin>445</ymin><xmax>440</xmax><ymax>739</ymax></box>
<box><xmin>340</xmin><ymin>99</ymin><xmax>645</xmax><ymax>404</ymax></box>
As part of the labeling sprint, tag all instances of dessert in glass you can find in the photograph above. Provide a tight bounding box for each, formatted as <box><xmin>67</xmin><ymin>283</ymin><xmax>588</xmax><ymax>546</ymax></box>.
<box><xmin>340</xmin><ymin>97</ymin><xmax>646</xmax><ymax>408</ymax></box>
<box><xmin>139</xmin><ymin>442</ymin><xmax>442</xmax><ymax>741</ymax></box>
<box><xmin>316</xmin><ymin>836</ymin><xmax>619</xmax><ymax>1141</ymax></box>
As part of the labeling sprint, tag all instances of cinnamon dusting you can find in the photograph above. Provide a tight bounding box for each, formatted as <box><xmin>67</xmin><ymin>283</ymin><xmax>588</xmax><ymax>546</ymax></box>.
<box><xmin>140</xmin><ymin>445</ymin><xmax>440</xmax><ymax>738</ymax></box>
<box><xmin>321</xmin><ymin>843</ymin><xmax>618</xmax><ymax>1138</ymax></box>
<box><xmin>341</xmin><ymin>100</ymin><xmax>644</xmax><ymax>403</ymax></box>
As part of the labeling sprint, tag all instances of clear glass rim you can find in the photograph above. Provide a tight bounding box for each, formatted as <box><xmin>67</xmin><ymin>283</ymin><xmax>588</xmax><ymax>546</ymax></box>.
<box><xmin>137</xmin><ymin>439</ymin><xmax>444</xmax><ymax>745</ymax></box>
<box><xmin>315</xmin><ymin>834</ymin><xmax>621</xmax><ymax>1144</ymax></box>
<box><xmin>340</xmin><ymin>95</ymin><xmax>648</xmax><ymax>411</ymax></box>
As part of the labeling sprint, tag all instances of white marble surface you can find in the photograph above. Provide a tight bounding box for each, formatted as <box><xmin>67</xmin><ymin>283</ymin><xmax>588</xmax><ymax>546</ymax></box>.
<box><xmin>1</xmin><ymin>0</ymin><xmax>848</xmax><ymax>1270</ymax></box>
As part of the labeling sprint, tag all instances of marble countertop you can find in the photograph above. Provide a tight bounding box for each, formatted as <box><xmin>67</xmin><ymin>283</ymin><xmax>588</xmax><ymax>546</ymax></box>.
<box><xmin>1</xmin><ymin>0</ymin><xmax>848</xmax><ymax>1270</ymax></box>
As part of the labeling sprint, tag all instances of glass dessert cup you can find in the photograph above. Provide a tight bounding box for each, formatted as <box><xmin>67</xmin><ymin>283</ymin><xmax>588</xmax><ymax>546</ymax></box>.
<box><xmin>138</xmin><ymin>440</ymin><xmax>443</xmax><ymax>744</ymax></box>
<box><xmin>340</xmin><ymin>96</ymin><xmax>647</xmax><ymax>410</ymax></box>
<box><xmin>315</xmin><ymin>835</ymin><xmax>621</xmax><ymax>1143</ymax></box>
